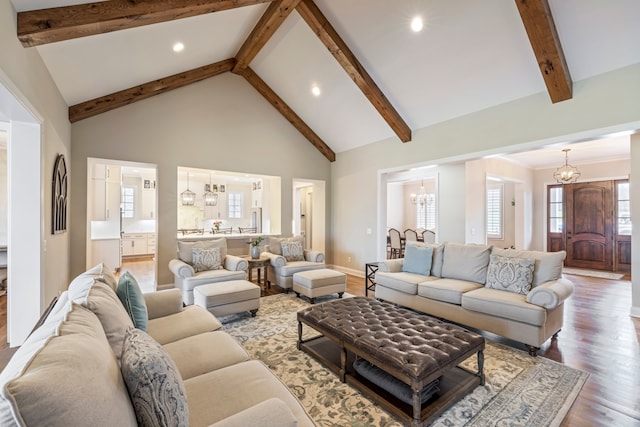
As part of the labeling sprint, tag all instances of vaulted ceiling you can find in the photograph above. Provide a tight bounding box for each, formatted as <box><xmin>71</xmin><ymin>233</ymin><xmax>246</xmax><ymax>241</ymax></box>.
<box><xmin>11</xmin><ymin>0</ymin><xmax>640</xmax><ymax>162</ymax></box>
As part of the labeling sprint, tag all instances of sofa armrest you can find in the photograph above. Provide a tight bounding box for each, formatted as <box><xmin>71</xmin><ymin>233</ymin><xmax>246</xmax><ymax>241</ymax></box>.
<box><xmin>526</xmin><ymin>278</ymin><xmax>574</xmax><ymax>309</ymax></box>
<box><xmin>263</xmin><ymin>252</ymin><xmax>286</xmax><ymax>267</ymax></box>
<box><xmin>169</xmin><ymin>258</ymin><xmax>194</xmax><ymax>278</ymax></box>
<box><xmin>377</xmin><ymin>259</ymin><xmax>404</xmax><ymax>273</ymax></box>
<box><xmin>143</xmin><ymin>289</ymin><xmax>184</xmax><ymax>320</ymax></box>
<box><xmin>224</xmin><ymin>255</ymin><xmax>248</xmax><ymax>271</ymax></box>
<box><xmin>304</xmin><ymin>250</ymin><xmax>325</xmax><ymax>263</ymax></box>
<box><xmin>208</xmin><ymin>398</ymin><xmax>297</xmax><ymax>427</ymax></box>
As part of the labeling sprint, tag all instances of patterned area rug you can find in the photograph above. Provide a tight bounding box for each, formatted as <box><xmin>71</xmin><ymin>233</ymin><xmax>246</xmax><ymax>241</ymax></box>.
<box><xmin>221</xmin><ymin>294</ymin><xmax>588</xmax><ymax>427</ymax></box>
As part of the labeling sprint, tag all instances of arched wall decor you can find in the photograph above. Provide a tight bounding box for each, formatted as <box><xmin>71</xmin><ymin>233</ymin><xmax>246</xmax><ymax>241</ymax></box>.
<box><xmin>52</xmin><ymin>154</ymin><xmax>68</xmax><ymax>234</ymax></box>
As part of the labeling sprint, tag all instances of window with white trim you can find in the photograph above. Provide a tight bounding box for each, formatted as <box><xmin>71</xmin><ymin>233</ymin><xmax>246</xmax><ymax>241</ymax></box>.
<box><xmin>416</xmin><ymin>194</ymin><xmax>436</xmax><ymax>230</ymax></box>
<box><xmin>121</xmin><ymin>186</ymin><xmax>135</xmax><ymax>219</ymax></box>
<box><xmin>487</xmin><ymin>184</ymin><xmax>503</xmax><ymax>239</ymax></box>
<box><xmin>228</xmin><ymin>192</ymin><xmax>243</xmax><ymax>219</ymax></box>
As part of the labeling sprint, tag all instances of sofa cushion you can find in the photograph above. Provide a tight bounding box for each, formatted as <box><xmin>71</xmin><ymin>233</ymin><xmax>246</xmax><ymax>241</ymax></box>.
<box><xmin>178</xmin><ymin>239</ymin><xmax>227</xmax><ymax>265</ymax></box>
<box><xmin>147</xmin><ymin>305</ymin><xmax>222</xmax><ymax>345</ymax></box>
<box><xmin>72</xmin><ymin>279</ymin><xmax>134</xmax><ymax>361</ymax></box>
<box><xmin>402</xmin><ymin>244</ymin><xmax>433</xmax><ymax>276</ymax></box>
<box><xmin>375</xmin><ymin>271</ymin><xmax>437</xmax><ymax>295</ymax></box>
<box><xmin>269</xmin><ymin>236</ymin><xmax>303</xmax><ymax>256</ymax></box>
<box><xmin>417</xmin><ymin>278</ymin><xmax>483</xmax><ymax>305</ymax></box>
<box><xmin>163</xmin><ymin>331</ymin><xmax>250</xmax><ymax>380</ymax></box>
<box><xmin>0</xmin><ymin>303</ymin><xmax>137</xmax><ymax>427</ymax></box>
<box><xmin>117</xmin><ymin>271</ymin><xmax>149</xmax><ymax>331</ymax></box>
<box><xmin>121</xmin><ymin>328</ymin><xmax>189</xmax><ymax>427</ymax></box>
<box><xmin>492</xmin><ymin>248</ymin><xmax>565</xmax><ymax>287</ymax></box>
<box><xmin>184</xmin><ymin>360</ymin><xmax>313</xmax><ymax>427</ymax></box>
<box><xmin>277</xmin><ymin>261</ymin><xmax>325</xmax><ymax>277</ymax></box>
<box><xmin>209</xmin><ymin>398</ymin><xmax>298</xmax><ymax>427</ymax></box>
<box><xmin>441</xmin><ymin>243</ymin><xmax>492</xmax><ymax>284</ymax></box>
<box><xmin>461</xmin><ymin>287</ymin><xmax>546</xmax><ymax>326</ymax></box>
<box><xmin>485</xmin><ymin>255</ymin><xmax>535</xmax><ymax>295</ymax></box>
<box><xmin>192</xmin><ymin>247</ymin><xmax>222</xmax><ymax>272</ymax></box>
<box><xmin>281</xmin><ymin>240</ymin><xmax>304</xmax><ymax>262</ymax></box>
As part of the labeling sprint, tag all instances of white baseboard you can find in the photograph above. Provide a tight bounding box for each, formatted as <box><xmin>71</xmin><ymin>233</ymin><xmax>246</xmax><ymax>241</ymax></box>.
<box><xmin>630</xmin><ymin>306</ymin><xmax>640</xmax><ymax>318</ymax></box>
<box><xmin>328</xmin><ymin>264</ymin><xmax>364</xmax><ymax>278</ymax></box>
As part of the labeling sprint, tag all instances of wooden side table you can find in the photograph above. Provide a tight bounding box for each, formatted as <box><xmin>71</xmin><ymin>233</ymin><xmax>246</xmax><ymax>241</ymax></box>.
<box><xmin>243</xmin><ymin>256</ymin><xmax>270</xmax><ymax>293</ymax></box>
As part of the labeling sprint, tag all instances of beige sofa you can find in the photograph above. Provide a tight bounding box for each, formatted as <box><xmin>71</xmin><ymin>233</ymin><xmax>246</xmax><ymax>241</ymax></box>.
<box><xmin>0</xmin><ymin>264</ymin><xmax>314</xmax><ymax>426</ymax></box>
<box><xmin>375</xmin><ymin>242</ymin><xmax>574</xmax><ymax>355</ymax></box>
<box><xmin>262</xmin><ymin>236</ymin><xmax>326</xmax><ymax>292</ymax></box>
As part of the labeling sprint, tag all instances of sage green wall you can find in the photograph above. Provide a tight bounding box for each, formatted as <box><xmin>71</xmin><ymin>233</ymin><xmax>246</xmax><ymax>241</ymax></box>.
<box><xmin>331</xmin><ymin>64</ymin><xmax>640</xmax><ymax>314</ymax></box>
<box><xmin>0</xmin><ymin>0</ymin><xmax>71</xmax><ymax>306</ymax></box>
<box><xmin>70</xmin><ymin>73</ymin><xmax>331</xmax><ymax>285</ymax></box>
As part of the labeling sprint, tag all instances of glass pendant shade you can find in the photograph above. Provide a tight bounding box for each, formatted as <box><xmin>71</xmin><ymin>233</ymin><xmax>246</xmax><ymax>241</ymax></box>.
<box><xmin>181</xmin><ymin>173</ymin><xmax>196</xmax><ymax>206</ymax></box>
<box><xmin>204</xmin><ymin>175</ymin><xmax>218</xmax><ymax>206</ymax></box>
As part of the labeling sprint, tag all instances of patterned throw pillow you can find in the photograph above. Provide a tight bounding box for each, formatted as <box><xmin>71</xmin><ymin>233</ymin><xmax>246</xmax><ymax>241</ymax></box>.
<box><xmin>192</xmin><ymin>247</ymin><xmax>222</xmax><ymax>272</ymax></box>
<box><xmin>485</xmin><ymin>254</ymin><xmax>535</xmax><ymax>295</ymax></box>
<box><xmin>281</xmin><ymin>241</ymin><xmax>304</xmax><ymax>262</ymax></box>
<box><xmin>120</xmin><ymin>328</ymin><xmax>189</xmax><ymax>427</ymax></box>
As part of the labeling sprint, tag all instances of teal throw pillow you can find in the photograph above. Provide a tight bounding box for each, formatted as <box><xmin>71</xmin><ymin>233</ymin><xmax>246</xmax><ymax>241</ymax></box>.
<box><xmin>402</xmin><ymin>244</ymin><xmax>433</xmax><ymax>276</ymax></box>
<box><xmin>116</xmin><ymin>272</ymin><xmax>148</xmax><ymax>332</ymax></box>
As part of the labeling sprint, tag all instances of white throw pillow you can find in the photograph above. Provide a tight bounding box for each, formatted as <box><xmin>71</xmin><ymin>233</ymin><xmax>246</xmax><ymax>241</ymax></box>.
<box><xmin>192</xmin><ymin>247</ymin><xmax>222</xmax><ymax>272</ymax></box>
<box><xmin>281</xmin><ymin>241</ymin><xmax>304</xmax><ymax>262</ymax></box>
<box><xmin>177</xmin><ymin>239</ymin><xmax>227</xmax><ymax>265</ymax></box>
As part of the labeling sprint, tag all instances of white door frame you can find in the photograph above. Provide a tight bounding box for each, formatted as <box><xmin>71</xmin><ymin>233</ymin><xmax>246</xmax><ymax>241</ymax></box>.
<box><xmin>292</xmin><ymin>179</ymin><xmax>325</xmax><ymax>254</ymax></box>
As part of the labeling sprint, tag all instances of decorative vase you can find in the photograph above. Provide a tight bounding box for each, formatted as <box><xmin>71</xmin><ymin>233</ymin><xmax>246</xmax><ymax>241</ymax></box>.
<box><xmin>251</xmin><ymin>245</ymin><xmax>260</xmax><ymax>259</ymax></box>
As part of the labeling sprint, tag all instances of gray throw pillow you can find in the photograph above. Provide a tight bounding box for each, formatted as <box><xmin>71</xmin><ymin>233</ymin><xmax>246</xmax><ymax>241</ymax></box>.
<box><xmin>192</xmin><ymin>247</ymin><xmax>222</xmax><ymax>272</ymax></box>
<box><xmin>281</xmin><ymin>241</ymin><xmax>304</xmax><ymax>262</ymax></box>
<box><xmin>485</xmin><ymin>254</ymin><xmax>535</xmax><ymax>295</ymax></box>
<box><xmin>441</xmin><ymin>243</ymin><xmax>493</xmax><ymax>284</ymax></box>
<box><xmin>121</xmin><ymin>328</ymin><xmax>189</xmax><ymax>427</ymax></box>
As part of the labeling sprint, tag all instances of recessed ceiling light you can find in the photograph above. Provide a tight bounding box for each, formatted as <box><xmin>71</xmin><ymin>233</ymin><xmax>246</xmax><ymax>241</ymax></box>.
<box><xmin>311</xmin><ymin>85</ymin><xmax>321</xmax><ymax>97</ymax></box>
<box><xmin>173</xmin><ymin>42</ymin><xmax>184</xmax><ymax>53</ymax></box>
<box><xmin>410</xmin><ymin>16</ymin><xmax>423</xmax><ymax>32</ymax></box>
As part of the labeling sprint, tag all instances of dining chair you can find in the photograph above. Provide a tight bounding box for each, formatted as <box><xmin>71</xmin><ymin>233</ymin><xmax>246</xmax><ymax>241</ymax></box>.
<box><xmin>388</xmin><ymin>228</ymin><xmax>403</xmax><ymax>259</ymax></box>
<box><xmin>422</xmin><ymin>229</ymin><xmax>436</xmax><ymax>244</ymax></box>
<box><xmin>404</xmin><ymin>229</ymin><xmax>418</xmax><ymax>242</ymax></box>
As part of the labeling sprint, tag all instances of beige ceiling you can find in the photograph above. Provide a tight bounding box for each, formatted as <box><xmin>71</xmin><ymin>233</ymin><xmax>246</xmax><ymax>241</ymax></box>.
<box><xmin>10</xmin><ymin>0</ymin><xmax>640</xmax><ymax>157</ymax></box>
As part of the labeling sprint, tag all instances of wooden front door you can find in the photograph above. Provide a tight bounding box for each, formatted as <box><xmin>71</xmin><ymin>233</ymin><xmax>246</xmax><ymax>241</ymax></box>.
<box><xmin>565</xmin><ymin>181</ymin><xmax>614</xmax><ymax>270</ymax></box>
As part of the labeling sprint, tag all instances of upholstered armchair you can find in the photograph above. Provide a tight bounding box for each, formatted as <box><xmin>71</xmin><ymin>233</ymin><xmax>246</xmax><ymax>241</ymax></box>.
<box><xmin>168</xmin><ymin>238</ymin><xmax>248</xmax><ymax>305</ymax></box>
<box><xmin>262</xmin><ymin>236</ymin><xmax>325</xmax><ymax>292</ymax></box>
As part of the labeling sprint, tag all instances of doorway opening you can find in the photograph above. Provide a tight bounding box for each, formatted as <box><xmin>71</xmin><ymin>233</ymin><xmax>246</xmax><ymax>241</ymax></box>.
<box><xmin>292</xmin><ymin>179</ymin><xmax>326</xmax><ymax>253</ymax></box>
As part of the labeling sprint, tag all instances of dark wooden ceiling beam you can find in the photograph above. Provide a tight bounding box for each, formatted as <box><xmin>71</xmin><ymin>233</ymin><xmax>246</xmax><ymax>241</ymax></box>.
<box><xmin>69</xmin><ymin>58</ymin><xmax>235</xmax><ymax>122</ymax></box>
<box><xmin>515</xmin><ymin>0</ymin><xmax>572</xmax><ymax>103</ymax></box>
<box><xmin>239</xmin><ymin>67</ymin><xmax>336</xmax><ymax>162</ymax></box>
<box><xmin>18</xmin><ymin>0</ymin><xmax>272</xmax><ymax>47</ymax></box>
<box><xmin>232</xmin><ymin>0</ymin><xmax>301</xmax><ymax>73</ymax></box>
<box><xmin>296</xmin><ymin>0</ymin><xmax>411</xmax><ymax>143</ymax></box>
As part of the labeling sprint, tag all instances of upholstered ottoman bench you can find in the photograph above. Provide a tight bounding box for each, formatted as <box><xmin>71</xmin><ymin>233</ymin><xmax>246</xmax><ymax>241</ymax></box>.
<box><xmin>194</xmin><ymin>280</ymin><xmax>260</xmax><ymax>317</ymax></box>
<box><xmin>293</xmin><ymin>269</ymin><xmax>346</xmax><ymax>304</ymax></box>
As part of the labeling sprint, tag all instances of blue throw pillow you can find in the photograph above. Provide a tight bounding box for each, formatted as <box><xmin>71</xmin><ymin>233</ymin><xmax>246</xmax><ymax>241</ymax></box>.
<box><xmin>116</xmin><ymin>272</ymin><xmax>148</xmax><ymax>332</ymax></box>
<box><xmin>402</xmin><ymin>244</ymin><xmax>433</xmax><ymax>276</ymax></box>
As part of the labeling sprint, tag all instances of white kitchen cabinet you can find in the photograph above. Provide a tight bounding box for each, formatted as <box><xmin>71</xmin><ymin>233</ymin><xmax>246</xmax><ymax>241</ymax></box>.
<box><xmin>140</xmin><ymin>189</ymin><xmax>155</xmax><ymax>220</ymax></box>
<box><xmin>121</xmin><ymin>233</ymin><xmax>155</xmax><ymax>257</ymax></box>
<box><xmin>91</xmin><ymin>164</ymin><xmax>121</xmax><ymax>221</ymax></box>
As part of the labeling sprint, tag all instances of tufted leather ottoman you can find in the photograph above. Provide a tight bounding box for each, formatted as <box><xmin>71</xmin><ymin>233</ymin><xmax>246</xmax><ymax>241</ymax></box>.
<box><xmin>297</xmin><ymin>296</ymin><xmax>484</xmax><ymax>426</ymax></box>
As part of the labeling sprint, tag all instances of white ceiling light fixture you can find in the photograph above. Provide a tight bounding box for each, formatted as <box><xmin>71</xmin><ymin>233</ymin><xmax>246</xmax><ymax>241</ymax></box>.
<box><xmin>410</xmin><ymin>16</ymin><xmax>424</xmax><ymax>32</ymax></box>
<box><xmin>203</xmin><ymin>174</ymin><xmax>218</xmax><ymax>206</ymax></box>
<box><xmin>173</xmin><ymin>42</ymin><xmax>185</xmax><ymax>53</ymax></box>
<box><xmin>311</xmin><ymin>84</ymin><xmax>321</xmax><ymax>97</ymax></box>
<box><xmin>181</xmin><ymin>173</ymin><xmax>196</xmax><ymax>206</ymax></box>
<box><xmin>553</xmin><ymin>149</ymin><xmax>581</xmax><ymax>184</ymax></box>
<box><xmin>410</xmin><ymin>179</ymin><xmax>433</xmax><ymax>206</ymax></box>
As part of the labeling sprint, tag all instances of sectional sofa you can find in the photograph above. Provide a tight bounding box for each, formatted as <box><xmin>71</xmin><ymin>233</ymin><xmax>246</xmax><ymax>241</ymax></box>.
<box><xmin>0</xmin><ymin>264</ymin><xmax>314</xmax><ymax>426</ymax></box>
<box><xmin>375</xmin><ymin>242</ymin><xmax>574</xmax><ymax>355</ymax></box>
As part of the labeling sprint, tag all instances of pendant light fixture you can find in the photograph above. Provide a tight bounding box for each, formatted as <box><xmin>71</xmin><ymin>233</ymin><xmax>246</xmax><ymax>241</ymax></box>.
<box><xmin>553</xmin><ymin>149</ymin><xmax>581</xmax><ymax>184</ymax></box>
<box><xmin>180</xmin><ymin>172</ymin><xmax>196</xmax><ymax>206</ymax></box>
<box><xmin>203</xmin><ymin>174</ymin><xmax>218</xmax><ymax>206</ymax></box>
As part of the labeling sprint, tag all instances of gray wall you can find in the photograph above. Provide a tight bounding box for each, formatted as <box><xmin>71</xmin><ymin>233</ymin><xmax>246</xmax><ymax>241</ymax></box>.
<box><xmin>70</xmin><ymin>73</ymin><xmax>331</xmax><ymax>285</ymax></box>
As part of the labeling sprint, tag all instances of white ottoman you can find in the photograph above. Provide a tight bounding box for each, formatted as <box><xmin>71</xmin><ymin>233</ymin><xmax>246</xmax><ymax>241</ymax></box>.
<box><xmin>194</xmin><ymin>280</ymin><xmax>260</xmax><ymax>317</ymax></box>
<box><xmin>293</xmin><ymin>269</ymin><xmax>346</xmax><ymax>304</ymax></box>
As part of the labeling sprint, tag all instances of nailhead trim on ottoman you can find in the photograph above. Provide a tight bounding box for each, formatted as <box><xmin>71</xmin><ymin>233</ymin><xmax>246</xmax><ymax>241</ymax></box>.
<box><xmin>194</xmin><ymin>280</ymin><xmax>260</xmax><ymax>317</ymax></box>
<box><xmin>293</xmin><ymin>269</ymin><xmax>346</xmax><ymax>304</ymax></box>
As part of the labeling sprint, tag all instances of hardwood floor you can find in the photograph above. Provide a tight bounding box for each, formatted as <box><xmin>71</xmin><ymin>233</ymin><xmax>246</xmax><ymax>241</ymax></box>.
<box><xmin>0</xmin><ymin>268</ymin><xmax>638</xmax><ymax>426</ymax></box>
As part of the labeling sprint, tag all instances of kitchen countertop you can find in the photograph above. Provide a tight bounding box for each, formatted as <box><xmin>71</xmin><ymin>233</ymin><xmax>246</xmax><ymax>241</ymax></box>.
<box><xmin>177</xmin><ymin>233</ymin><xmax>278</xmax><ymax>241</ymax></box>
